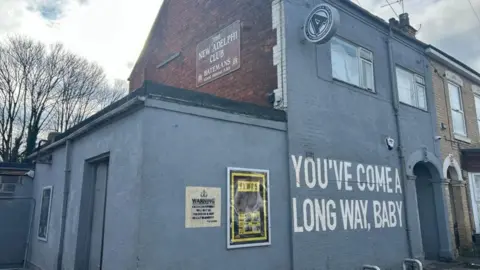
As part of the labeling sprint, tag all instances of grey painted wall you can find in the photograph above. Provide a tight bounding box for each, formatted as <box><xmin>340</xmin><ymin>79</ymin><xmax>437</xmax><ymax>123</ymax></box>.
<box><xmin>284</xmin><ymin>0</ymin><xmax>450</xmax><ymax>269</ymax></box>
<box><xmin>28</xmin><ymin>99</ymin><xmax>291</xmax><ymax>270</ymax></box>
<box><xmin>29</xmin><ymin>149</ymin><xmax>66</xmax><ymax>270</ymax></box>
<box><xmin>136</xmin><ymin>99</ymin><xmax>290</xmax><ymax>270</ymax></box>
<box><xmin>29</xmin><ymin>110</ymin><xmax>144</xmax><ymax>270</ymax></box>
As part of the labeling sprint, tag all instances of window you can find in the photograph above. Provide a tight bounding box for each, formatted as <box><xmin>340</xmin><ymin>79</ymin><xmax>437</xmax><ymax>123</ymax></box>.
<box><xmin>396</xmin><ymin>67</ymin><xmax>427</xmax><ymax>110</ymax></box>
<box><xmin>475</xmin><ymin>95</ymin><xmax>480</xmax><ymax>135</ymax></box>
<box><xmin>331</xmin><ymin>37</ymin><xmax>374</xmax><ymax>91</ymax></box>
<box><xmin>38</xmin><ymin>186</ymin><xmax>53</xmax><ymax>241</ymax></box>
<box><xmin>448</xmin><ymin>82</ymin><xmax>467</xmax><ymax>136</ymax></box>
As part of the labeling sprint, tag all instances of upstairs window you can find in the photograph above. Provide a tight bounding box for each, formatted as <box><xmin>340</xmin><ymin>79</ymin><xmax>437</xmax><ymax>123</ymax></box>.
<box><xmin>448</xmin><ymin>82</ymin><xmax>467</xmax><ymax>136</ymax></box>
<box><xmin>331</xmin><ymin>37</ymin><xmax>374</xmax><ymax>91</ymax></box>
<box><xmin>396</xmin><ymin>67</ymin><xmax>427</xmax><ymax>110</ymax></box>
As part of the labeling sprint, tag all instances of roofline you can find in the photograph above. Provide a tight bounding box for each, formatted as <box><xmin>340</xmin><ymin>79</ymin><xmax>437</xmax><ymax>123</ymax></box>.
<box><xmin>28</xmin><ymin>81</ymin><xmax>286</xmax><ymax>158</ymax></box>
<box><xmin>335</xmin><ymin>0</ymin><xmax>428</xmax><ymax>49</ymax></box>
<box><xmin>426</xmin><ymin>45</ymin><xmax>480</xmax><ymax>84</ymax></box>
<box><xmin>28</xmin><ymin>96</ymin><xmax>146</xmax><ymax>159</ymax></box>
<box><xmin>0</xmin><ymin>163</ymin><xmax>34</xmax><ymax>171</ymax></box>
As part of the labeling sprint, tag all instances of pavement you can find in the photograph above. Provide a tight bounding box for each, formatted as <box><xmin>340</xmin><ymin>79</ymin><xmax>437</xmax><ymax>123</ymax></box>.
<box><xmin>424</xmin><ymin>258</ymin><xmax>480</xmax><ymax>269</ymax></box>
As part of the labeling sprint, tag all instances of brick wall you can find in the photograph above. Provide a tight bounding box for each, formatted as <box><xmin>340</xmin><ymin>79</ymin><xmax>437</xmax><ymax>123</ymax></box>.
<box><xmin>128</xmin><ymin>0</ymin><xmax>277</xmax><ymax>107</ymax></box>
<box><xmin>431</xmin><ymin>59</ymin><xmax>479</xmax><ymax>253</ymax></box>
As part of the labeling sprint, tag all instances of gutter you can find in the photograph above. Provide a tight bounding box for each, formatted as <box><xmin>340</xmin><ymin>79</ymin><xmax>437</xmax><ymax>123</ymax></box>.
<box><xmin>28</xmin><ymin>96</ymin><xmax>146</xmax><ymax>159</ymax></box>
<box><xmin>386</xmin><ymin>25</ymin><xmax>414</xmax><ymax>258</ymax></box>
<box><xmin>426</xmin><ymin>48</ymin><xmax>480</xmax><ymax>86</ymax></box>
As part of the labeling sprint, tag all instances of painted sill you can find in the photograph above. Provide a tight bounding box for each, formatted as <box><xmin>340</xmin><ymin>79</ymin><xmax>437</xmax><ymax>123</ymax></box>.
<box><xmin>332</xmin><ymin>78</ymin><xmax>376</xmax><ymax>94</ymax></box>
<box><xmin>454</xmin><ymin>133</ymin><xmax>472</xmax><ymax>144</ymax></box>
<box><xmin>399</xmin><ymin>101</ymin><xmax>428</xmax><ymax>113</ymax></box>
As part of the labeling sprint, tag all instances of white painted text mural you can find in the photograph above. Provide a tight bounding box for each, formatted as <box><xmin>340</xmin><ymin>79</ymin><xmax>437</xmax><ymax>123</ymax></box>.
<box><xmin>291</xmin><ymin>155</ymin><xmax>404</xmax><ymax>232</ymax></box>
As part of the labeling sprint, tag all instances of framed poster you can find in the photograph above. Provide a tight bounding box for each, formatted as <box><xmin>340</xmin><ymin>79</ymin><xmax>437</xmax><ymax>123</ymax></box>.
<box><xmin>227</xmin><ymin>167</ymin><xmax>270</xmax><ymax>249</ymax></box>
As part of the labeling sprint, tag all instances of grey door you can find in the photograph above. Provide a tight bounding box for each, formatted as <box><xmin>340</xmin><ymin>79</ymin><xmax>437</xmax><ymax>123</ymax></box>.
<box><xmin>89</xmin><ymin>163</ymin><xmax>109</xmax><ymax>270</ymax></box>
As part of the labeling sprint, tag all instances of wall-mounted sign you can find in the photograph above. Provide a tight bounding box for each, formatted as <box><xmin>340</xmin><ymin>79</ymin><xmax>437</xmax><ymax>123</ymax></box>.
<box><xmin>185</xmin><ymin>186</ymin><xmax>221</xmax><ymax>228</ymax></box>
<box><xmin>303</xmin><ymin>4</ymin><xmax>340</xmax><ymax>44</ymax></box>
<box><xmin>196</xmin><ymin>20</ymin><xmax>241</xmax><ymax>87</ymax></box>
<box><xmin>227</xmin><ymin>167</ymin><xmax>270</xmax><ymax>249</ymax></box>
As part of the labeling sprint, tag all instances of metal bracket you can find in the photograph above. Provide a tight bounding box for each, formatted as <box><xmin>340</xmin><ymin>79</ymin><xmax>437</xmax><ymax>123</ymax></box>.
<box><xmin>403</xmin><ymin>259</ymin><xmax>423</xmax><ymax>270</ymax></box>
<box><xmin>363</xmin><ymin>265</ymin><xmax>381</xmax><ymax>270</ymax></box>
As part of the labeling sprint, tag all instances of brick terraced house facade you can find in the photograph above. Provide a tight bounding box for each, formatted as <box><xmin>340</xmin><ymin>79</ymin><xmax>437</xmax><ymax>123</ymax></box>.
<box><xmin>128</xmin><ymin>0</ymin><xmax>279</xmax><ymax>107</ymax></box>
<box><xmin>427</xmin><ymin>45</ymin><xmax>480</xmax><ymax>255</ymax></box>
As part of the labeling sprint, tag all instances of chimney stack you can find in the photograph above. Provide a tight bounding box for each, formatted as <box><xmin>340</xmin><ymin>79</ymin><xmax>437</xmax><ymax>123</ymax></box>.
<box><xmin>389</xmin><ymin>13</ymin><xmax>417</xmax><ymax>38</ymax></box>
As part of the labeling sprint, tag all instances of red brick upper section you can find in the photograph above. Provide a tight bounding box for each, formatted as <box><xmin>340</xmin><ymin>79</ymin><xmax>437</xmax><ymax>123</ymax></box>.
<box><xmin>128</xmin><ymin>0</ymin><xmax>277</xmax><ymax>107</ymax></box>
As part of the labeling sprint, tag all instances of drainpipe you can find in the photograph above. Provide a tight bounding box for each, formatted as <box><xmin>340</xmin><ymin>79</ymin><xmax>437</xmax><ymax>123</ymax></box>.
<box><xmin>386</xmin><ymin>25</ymin><xmax>414</xmax><ymax>258</ymax></box>
<box><xmin>57</xmin><ymin>139</ymin><xmax>72</xmax><ymax>270</ymax></box>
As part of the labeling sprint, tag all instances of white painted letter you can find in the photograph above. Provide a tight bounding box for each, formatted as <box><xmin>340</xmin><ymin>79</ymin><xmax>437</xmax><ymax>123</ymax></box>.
<box><xmin>340</xmin><ymin>200</ymin><xmax>354</xmax><ymax>230</ymax></box>
<box><xmin>373</xmin><ymin>200</ymin><xmax>382</xmax><ymax>228</ymax></box>
<box><xmin>344</xmin><ymin>161</ymin><xmax>353</xmax><ymax>191</ymax></box>
<box><xmin>396</xmin><ymin>201</ymin><xmax>403</xmax><ymax>227</ymax></box>
<box><xmin>304</xmin><ymin>157</ymin><xmax>316</xmax><ymax>188</ymax></box>
<box><xmin>303</xmin><ymin>199</ymin><xmax>314</xmax><ymax>232</ymax></box>
<box><xmin>354</xmin><ymin>200</ymin><xmax>364</xmax><ymax>229</ymax></box>
<box><xmin>323</xmin><ymin>159</ymin><xmax>330</xmax><ymax>189</ymax></box>
<box><xmin>292</xmin><ymin>155</ymin><xmax>303</xmax><ymax>188</ymax></box>
<box><xmin>357</xmin><ymin>164</ymin><xmax>366</xmax><ymax>191</ymax></box>
<box><xmin>334</xmin><ymin>160</ymin><xmax>344</xmax><ymax>190</ymax></box>
<box><xmin>317</xmin><ymin>158</ymin><xmax>328</xmax><ymax>189</ymax></box>
<box><xmin>382</xmin><ymin>201</ymin><xmax>390</xmax><ymax>228</ymax></box>
<box><xmin>388</xmin><ymin>201</ymin><xmax>397</xmax><ymax>227</ymax></box>
<box><xmin>292</xmin><ymin>198</ymin><xmax>304</xmax><ymax>232</ymax></box>
<box><xmin>375</xmin><ymin>166</ymin><xmax>386</xmax><ymax>192</ymax></box>
<box><xmin>366</xmin><ymin>165</ymin><xmax>375</xmax><ymax>191</ymax></box>
<box><xmin>315</xmin><ymin>199</ymin><xmax>326</xmax><ymax>231</ymax></box>
<box><xmin>395</xmin><ymin>169</ymin><xmax>402</xmax><ymax>194</ymax></box>
<box><xmin>327</xmin><ymin>200</ymin><xmax>337</xmax><ymax>231</ymax></box>
<box><xmin>386</xmin><ymin>167</ymin><xmax>393</xmax><ymax>194</ymax></box>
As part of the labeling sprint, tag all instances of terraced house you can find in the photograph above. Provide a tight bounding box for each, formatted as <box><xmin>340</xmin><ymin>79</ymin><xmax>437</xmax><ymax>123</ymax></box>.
<box><xmin>427</xmin><ymin>45</ymin><xmax>480</xmax><ymax>256</ymax></box>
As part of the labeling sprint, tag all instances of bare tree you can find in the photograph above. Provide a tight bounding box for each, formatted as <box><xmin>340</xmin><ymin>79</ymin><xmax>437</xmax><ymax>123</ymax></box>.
<box><xmin>51</xmin><ymin>53</ymin><xmax>107</xmax><ymax>133</ymax></box>
<box><xmin>0</xmin><ymin>36</ymin><xmax>126</xmax><ymax>162</ymax></box>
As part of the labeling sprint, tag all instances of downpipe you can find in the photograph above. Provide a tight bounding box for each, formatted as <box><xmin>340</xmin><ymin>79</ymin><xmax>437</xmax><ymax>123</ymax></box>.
<box><xmin>56</xmin><ymin>139</ymin><xmax>72</xmax><ymax>270</ymax></box>
<box><xmin>386</xmin><ymin>25</ymin><xmax>414</xmax><ymax>258</ymax></box>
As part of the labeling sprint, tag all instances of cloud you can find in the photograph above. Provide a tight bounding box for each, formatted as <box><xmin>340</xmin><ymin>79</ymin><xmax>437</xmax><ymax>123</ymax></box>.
<box><xmin>353</xmin><ymin>0</ymin><xmax>480</xmax><ymax>72</ymax></box>
<box><xmin>0</xmin><ymin>0</ymin><xmax>162</xmax><ymax>82</ymax></box>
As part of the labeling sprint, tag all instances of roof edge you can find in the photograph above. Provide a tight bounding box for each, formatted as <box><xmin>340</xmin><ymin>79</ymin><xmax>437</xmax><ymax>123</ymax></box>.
<box><xmin>426</xmin><ymin>45</ymin><xmax>480</xmax><ymax>84</ymax></box>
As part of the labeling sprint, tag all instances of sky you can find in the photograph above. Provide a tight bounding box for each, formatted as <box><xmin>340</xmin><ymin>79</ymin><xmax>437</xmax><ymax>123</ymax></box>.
<box><xmin>0</xmin><ymin>0</ymin><xmax>479</xmax><ymax>82</ymax></box>
<box><xmin>0</xmin><ymin>0</ymin><xmax>162</xmax><ymax>83</ymax></box>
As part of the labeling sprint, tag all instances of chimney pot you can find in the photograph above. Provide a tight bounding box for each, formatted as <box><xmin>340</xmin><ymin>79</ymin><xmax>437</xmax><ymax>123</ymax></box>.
<box><xmin>399</xmin><ymin>13</ymin><xmax>410</xmax><ymax>27</ymax></box>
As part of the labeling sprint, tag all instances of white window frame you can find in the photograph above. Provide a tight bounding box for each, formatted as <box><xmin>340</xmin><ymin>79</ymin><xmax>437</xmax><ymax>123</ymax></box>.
<box><xmin>448</xmin><ymin>81</ymin><xmax>467</xmax><ymax>137</ymax></box>
<box><xmin>474</xmin><ymin>94</ymin><xmax>480</xmax><ymax>136</ymax></box>
<box><xmin>38</xmin><ymin>186</ymin><xmax>53</xmax><ymax>242</ymax></box>
<box><xmin>330</xmin><ymin>37</ymin><xmax>375</xmax><ymax>92</ymax></box>
<box><xmin>469</xmin><ymin>173</ymin><xmax>480</xmax><ymax>232</ymax></box>
<box><xmin>395</xmin><ymin>67</ymin><xmax>427</xmax><ymax>110</ymax></box>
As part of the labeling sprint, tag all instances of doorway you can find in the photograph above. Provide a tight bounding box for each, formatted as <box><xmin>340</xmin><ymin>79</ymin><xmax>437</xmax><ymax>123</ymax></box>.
<box><xmin>88</xmin><ymin>162</ymin><xmax>109</xmax><ymax>270</ymax></box>
<box><xmin>414</xmin><ymin>163</ymin><xmax>440</xmax><ymax>260</ymax></box>
<box><xmin>75</xmin><ymin>157</ymin><xmax>110</xmax><ymax>270</ymax></box>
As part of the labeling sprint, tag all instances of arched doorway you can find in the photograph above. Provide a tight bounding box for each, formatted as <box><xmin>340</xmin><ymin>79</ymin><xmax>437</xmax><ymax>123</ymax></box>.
<box><xmin>443</xmin><ymin>154</ymin><xmax>472</xmax><ymax>254</ymax></box>
<box><xmin>447</xmin><ymin>167</ymin><xmax>460</xmax><ymax>252</ymax></box>
<box><xmin>414</xmin><ymin>162</ymin><xmax>440</xmax><ymax>260</ymax></box>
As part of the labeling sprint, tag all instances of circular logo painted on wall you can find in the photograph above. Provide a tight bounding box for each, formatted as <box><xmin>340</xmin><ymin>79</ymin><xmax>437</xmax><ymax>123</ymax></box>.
<box><xmin>304</xmin><ymin>4</ymin><xmax>340</xmax><ymax>44</ymax></box>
